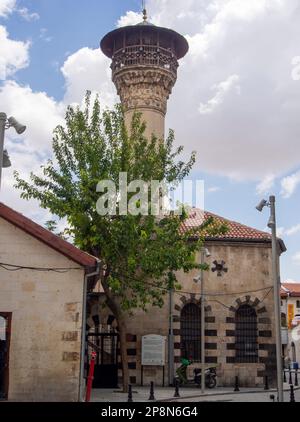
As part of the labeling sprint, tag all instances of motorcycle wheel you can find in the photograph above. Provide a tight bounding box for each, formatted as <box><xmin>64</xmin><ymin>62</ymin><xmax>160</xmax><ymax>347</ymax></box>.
<box><xmin>206</xmin><ymin>377</ymin><xmax>217</xmax><ymax>389</ymax></box>
<box><xmin>195</xmin><ymin>376</ymin><xmax>201</xmax><ymax>385</ymax></box>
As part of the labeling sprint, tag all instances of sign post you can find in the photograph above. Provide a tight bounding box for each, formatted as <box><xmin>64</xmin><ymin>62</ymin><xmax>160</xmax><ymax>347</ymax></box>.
<box><xmin>141</xmin><ymin>335</ymin><xmax>166</xmax><ymax>386</ymax></box>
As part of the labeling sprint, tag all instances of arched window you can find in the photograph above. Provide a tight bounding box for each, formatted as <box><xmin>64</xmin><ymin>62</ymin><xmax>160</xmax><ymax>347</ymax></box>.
<box><xmin>180</xmin><ymin>303</ymin><xmax>201</xmax><ymax>361</ymax></box>
<box><xmin>235</xmin><ymin>304</ymin><xmax>258</xmax><ymax>363</ymax></box>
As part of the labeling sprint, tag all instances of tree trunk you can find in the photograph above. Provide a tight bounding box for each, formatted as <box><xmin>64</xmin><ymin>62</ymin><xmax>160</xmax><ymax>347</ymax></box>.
<box><xmin>100</xmin><ymin>273</ymin><xmax>129</xmax><ymax>393</ymax></box>
<box><xmin>118</xmin><ymin>318</ymin><xmax>129</xmax><ymax>393</ymax></box>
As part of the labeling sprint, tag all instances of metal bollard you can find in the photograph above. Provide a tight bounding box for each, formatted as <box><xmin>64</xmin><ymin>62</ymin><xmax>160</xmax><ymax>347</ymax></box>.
<box><xmin>174</xmin><ymin>379</ymin><xmax>180</xmax><ymax>398</ymax></box>
<box><xmin>283</xmin><ymin>369</ymin><xmax>287</xmax><ymax>383</ymax></box>
<box><xmin>295</xmin><ymin>369</ymin><xmax>299</xmax><ymax>387</ymax></box>
<box><xmin>148</xmin><ymin>381</ymin><xmax>155</xmax><ymax>401</ymax></box>
<box><xmin>290</xmin><ymin>385</ymin><xmax>295</xmax><ymax>402</ymax></box>
<box><xmin>128</xmin><ymin>384</ymin><xmax>133</xmax><ymax>402</ymax></box>
<box><xmin>264</xmin><ymin>376</ymin><xmax>269</xmax><ymax>391</ymax></box>
<box><xmin>234</xmin><ymin>376</ymin><xmax>240</xmax><ymax>392</ymax></box>
<box><xmin>269</xmin><ymin>394</ymin><xmax>275</xmax><ymax>402</ymax></box>
<box><xmin>289</xmin><ymin>368</ymin><xmax>293</xmax><ymax>385</ymax></box>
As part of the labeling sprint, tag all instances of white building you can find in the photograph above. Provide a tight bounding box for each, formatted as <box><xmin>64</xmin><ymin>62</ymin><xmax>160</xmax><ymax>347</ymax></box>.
<box><xmin>281</xmin><ymin>282</ymin><xmax>300</xmax><ymax>368</ymax></box>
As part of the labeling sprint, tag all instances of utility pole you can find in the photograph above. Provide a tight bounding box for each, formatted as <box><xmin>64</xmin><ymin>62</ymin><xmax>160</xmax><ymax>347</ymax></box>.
<box><xmin>256</xmin><ymin>196</ymin><xmax>284</xmax><ymax>402</ymax></box>
<box><xmin>200</xmin><ymin>248</ymin><xmax>205</xmax><ymax>394</ymax></box>
<box><xmin>0</xmin><ymin>113</ymin><xmax>6</xmax><ymax>189</ymax></box>
<box><xmin>194</xmin><ymin>247</ymin><xmax>210</xmax><ymax>394</ymax></box>
<box><xmin>269</xmin><ymin>195</ymin><xmax>284</xmax><ymax>402</ymax></box>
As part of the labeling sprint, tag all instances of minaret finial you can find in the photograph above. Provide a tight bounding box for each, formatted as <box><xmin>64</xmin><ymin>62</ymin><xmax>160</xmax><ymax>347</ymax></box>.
<box><xmin>142</xmin><ymin>0</ymin><xmax>147</xmax><ymax>22</ymax></box>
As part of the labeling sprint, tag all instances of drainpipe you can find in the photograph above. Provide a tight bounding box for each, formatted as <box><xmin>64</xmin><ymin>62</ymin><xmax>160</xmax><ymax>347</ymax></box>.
<box><xmin>78</xmin><ymin>259</ymin><xmax>101</xmax><ymax>402</ymax></box>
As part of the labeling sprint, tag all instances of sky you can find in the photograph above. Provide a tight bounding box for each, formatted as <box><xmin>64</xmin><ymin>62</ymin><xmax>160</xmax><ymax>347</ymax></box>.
<box><xmin>0</xmin><ymin>0</ymin><xmax>300</xmax><ymax>281</ymax></box>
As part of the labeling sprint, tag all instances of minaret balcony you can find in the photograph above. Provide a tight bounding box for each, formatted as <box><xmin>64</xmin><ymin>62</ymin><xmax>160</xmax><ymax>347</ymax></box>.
<box><xmin>111</xmin><ymin>45</ymin><xmax>179</xmax><ymax>78</ymax></box>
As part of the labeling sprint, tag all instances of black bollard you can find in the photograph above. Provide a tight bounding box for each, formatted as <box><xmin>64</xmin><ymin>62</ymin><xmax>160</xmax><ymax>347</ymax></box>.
<box><xmin>283</xmin><ymin>369</ymin><xmax>287</xmax><ymax>383</ymax></box>
<box><xmin>174</xmin><ymin>379</ymin><xmax>180</xmax><ymax>398</ymax></box>
<box><xmin>289</xmin><ymin>368</ymin><xmax>293</xmax><ymax>385</ymax></box>
<box><xmin>264</xmin><ymin>376</ymin><xmax>269</xmax><ymax>391</ymax></box>
<box><xmin>128</xmin><ymin>384</ymin><xmax>133</xmax><ymax>403</ymax></box>
<box><xmin>269</xmin><ymin>394</ymin><xmax>275</xmax><ymax>402</ymax></box>
<box><xmin>290</xmin><ymin>385</ymin><xmax>295</xmax><ymax>402</ymax></box>
<box><xmin>148</xmin><ymin>381</ymin><xmax>155</xmax><ymax>401</ymax></box>
<box><xmin>295</xmin><ymin>370</ymin><xmax>299</xmax><ymax>387</ymax></box>
<box><xmin>234</xmin><ymin>376</ymin><xmax>240</xmax><ymax>392</ymax></box>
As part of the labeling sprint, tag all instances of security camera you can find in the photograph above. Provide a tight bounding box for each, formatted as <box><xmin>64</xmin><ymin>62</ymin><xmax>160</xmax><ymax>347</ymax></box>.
<box><xmin>193</xmin><ymin>275</ymin><xmax>201</xmax><ymax>283</ymax></box>
<box><xmin>204</xmin><ymin>248</ymin><xmax>211</xmax><ymax>258</ymax></box>
<box><xmin>8</xmin><ymin>116</ymin><xmax>26</xmax><ymax>135</ymax></box>
<box><xmin>256</xmin><ymin>199</ymin><xmax>268</xmax><ymax>212</ymax></box>
<box><xmin>2</xmin><ymin>149</ymin><xmax>11</xmax><ymax>168</ymax></box>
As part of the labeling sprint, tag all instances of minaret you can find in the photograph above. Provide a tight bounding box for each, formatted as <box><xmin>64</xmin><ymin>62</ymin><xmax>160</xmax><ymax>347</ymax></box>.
<box><xmin>100</xmin><ymin>8</ymin><xmax>189</xmax><ymax>139</ymax></box>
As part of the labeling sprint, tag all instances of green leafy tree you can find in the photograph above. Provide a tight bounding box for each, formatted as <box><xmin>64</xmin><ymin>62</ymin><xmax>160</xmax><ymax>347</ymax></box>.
<box><xmin>14</xmin><ymin>93</ymin><xmax>227</xmax><ymax>391</ymax></box>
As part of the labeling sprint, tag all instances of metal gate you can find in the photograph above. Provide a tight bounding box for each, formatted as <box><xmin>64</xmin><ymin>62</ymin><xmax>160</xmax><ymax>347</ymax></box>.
<box><xmin>0</xmin><ymin>313</ymin><xmax>11</xmax><ymax>400</ymax></box>
<box><xmin>87</xmin><ymin>332</ymin><xmax>119</xmax><ymax>388</ymax></box>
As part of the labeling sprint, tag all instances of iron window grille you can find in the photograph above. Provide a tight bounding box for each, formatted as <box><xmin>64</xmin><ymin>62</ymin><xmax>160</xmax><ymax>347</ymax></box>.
<box><xmin>180</xmin><ymin>303</ymin><xmax>201</xmax><ymax>362</ymax></box>
<box><xmin>235</xmin><ymin>304</ymin><xmax>258</xmax><ymax>363</ymax></box>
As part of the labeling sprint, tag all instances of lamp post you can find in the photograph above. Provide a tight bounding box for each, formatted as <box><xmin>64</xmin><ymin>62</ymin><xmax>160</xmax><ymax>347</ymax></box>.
<box><xmin>256</xmin><ymin>195</ymin><xmax>284</xmax><ymax>402</ymax></box>
<box><xmin>0</xmin><ymin>112</ymin><xmax>26</xmax><ymax>189</ymax></box>
<box><xmin>194</xmin><ymin>247</ymin><xmax>211</xmax><ymax>394</ymax></box>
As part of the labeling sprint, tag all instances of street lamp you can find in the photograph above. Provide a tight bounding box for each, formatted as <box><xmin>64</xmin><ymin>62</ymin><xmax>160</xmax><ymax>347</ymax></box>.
<box><xmin>0</xmin><ymin>112</ymin><xmax>26</xmax><ymax>189</ymax></box>
<box><xmin>194</xmin><ymin>247</ymin><xmax>211</xmax><ymax>394</ymax></box>
<box><xmin>256</xmin><ymin>195</ymin><xmax>283</xmax><ymax>402</ymax></box>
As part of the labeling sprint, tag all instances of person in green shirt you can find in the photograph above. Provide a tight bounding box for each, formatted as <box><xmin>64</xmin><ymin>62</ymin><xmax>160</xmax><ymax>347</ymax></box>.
<box><xmin>176</xmin><ymin>356</ymin><xmax>192</xmax><ymax>384</ymax></box>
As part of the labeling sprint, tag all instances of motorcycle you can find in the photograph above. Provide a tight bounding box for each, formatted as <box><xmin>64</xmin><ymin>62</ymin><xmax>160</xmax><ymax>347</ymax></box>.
<box><xmin>194</xmin><ymin>367</ymin><xmax>217</xmax><ymax>389</ymax></box>
<box><xmin>175</xmin><ymin>365</ymin><xmax>217</xmax><ymax>389</ymax></box>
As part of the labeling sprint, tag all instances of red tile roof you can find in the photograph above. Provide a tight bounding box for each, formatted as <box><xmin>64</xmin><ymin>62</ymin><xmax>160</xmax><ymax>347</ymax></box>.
<box><xmin>181</xmin><ymin>209</ymin><xmax>272</xmax><ymax>241</ymax></box>
<box><xmin>281</xmin><ymin>283</ymin><xmax>300</xmax><ymax>297</ymax></box>
<box><xmin>0</xmin><ymin>202</ymin><xmax>98</xmax><ymax>268</ymax></box>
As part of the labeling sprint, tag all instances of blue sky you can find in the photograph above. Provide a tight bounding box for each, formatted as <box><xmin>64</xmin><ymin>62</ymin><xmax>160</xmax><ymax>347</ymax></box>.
<box><xmin>1</xmin><ymin>0</ymin><xmax>300</xmax><ymax>282</ymax></box>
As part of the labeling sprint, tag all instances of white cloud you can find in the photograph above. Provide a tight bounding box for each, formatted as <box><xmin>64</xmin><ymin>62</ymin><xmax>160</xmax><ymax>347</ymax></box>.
<box><xmin>39</xmin><ymin>28</ymin><xmax>53</xmax><ymax>43</ymax></box>
<box><xmin>286</xmin><ymin>224</ymin><xmax>300</xmax><ymax>236</ymax></box>
<box><xmin>292</xmin><ymin>252</ymin><xmax>300</xmax><ymax>265</ymax></box>
<box><xmin>256</xmin><ymin>174</ymin><xmax>275</xmax><ymax>195</ymax></box>
<box><xmin>0</xmin><ymin>25</ymin><xmax>30</xmax><ymax>80</ymax></box>
<box><xmin>199</xmin><ymin>74</ymin><xmax>240</xmax><ymax>114</ymax></box>
<box><xmin>281</xmin><ymin>171</ymin><xmax>300</xmax><ymax>198</ymax></box>
<box><xmin>276</xmin><ymin>227</ymin><xmax>285</xmax><ymax>237</ymax></box>
<box><xmin>61</xmin><ymin>47</ymin><xmax>117</xmax><ymax>108</ymax></box>
<box><xmin>284</xmin><ymin>279</ymin><xmax>300</xmax><ymax>283</ymax></box>
<box><xmin>0</xmin><ymin>0</ymin><xmax>16</xmax><ymax>17</ymax></box>
<box><xmin>0</xmin><ymin>80</ymin><xmax>65</xmax><ymax>220</ymax></box>
<box><xmin>121</xmin><ymin>0</ymin><xmax>300</xmax><ymax>181</ymax></box>
<box><xmin>207</xmin><ymin>186</ymin><xmax>221</xmax><ymax>193</ymax></box>
<box><xmin>17</xmin><ymin>7</ymin><xmax>39</xmax><ymax>21</ymax></box>
<box><xmin>117</xmin><ymin>11</ymin><xmax>141</xmax><ymax>27</ymax></box>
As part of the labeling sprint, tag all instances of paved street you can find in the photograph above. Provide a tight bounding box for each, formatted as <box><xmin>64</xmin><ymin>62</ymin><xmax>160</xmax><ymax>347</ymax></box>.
<box><xmin>91</xmin><ymin>384</ymin><xmax>299</xmax><ymax>403</ymax></box>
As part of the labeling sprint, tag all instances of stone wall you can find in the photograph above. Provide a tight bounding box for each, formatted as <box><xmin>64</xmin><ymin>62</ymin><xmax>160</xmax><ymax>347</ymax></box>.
<box><xmin>0</xmin><ymin>218</ymin><xmax>85</xmax><ymax>401</ymax></box>
<box><xmin>109</xmin><ymin>240</ymin><xmax>277</xmax><ymax>388</ymax></box>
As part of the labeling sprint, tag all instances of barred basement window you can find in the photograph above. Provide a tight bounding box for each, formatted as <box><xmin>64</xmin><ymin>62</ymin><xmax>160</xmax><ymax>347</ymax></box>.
<box><xmin>180</xmin><ymin>303</ymin><xmax>201</xmax><ymax>361</ymax></box>
<box><xmin>235</xmin><ymin>304</ymin><xmax>258</xmax><ymax>363</ymax></box>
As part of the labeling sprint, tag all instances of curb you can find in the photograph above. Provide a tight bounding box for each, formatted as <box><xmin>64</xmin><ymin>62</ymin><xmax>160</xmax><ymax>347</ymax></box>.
<box><xmin>157</xmin><ymin>386</ymin><xmax>300</xmax><ymax>402</ymax></box>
